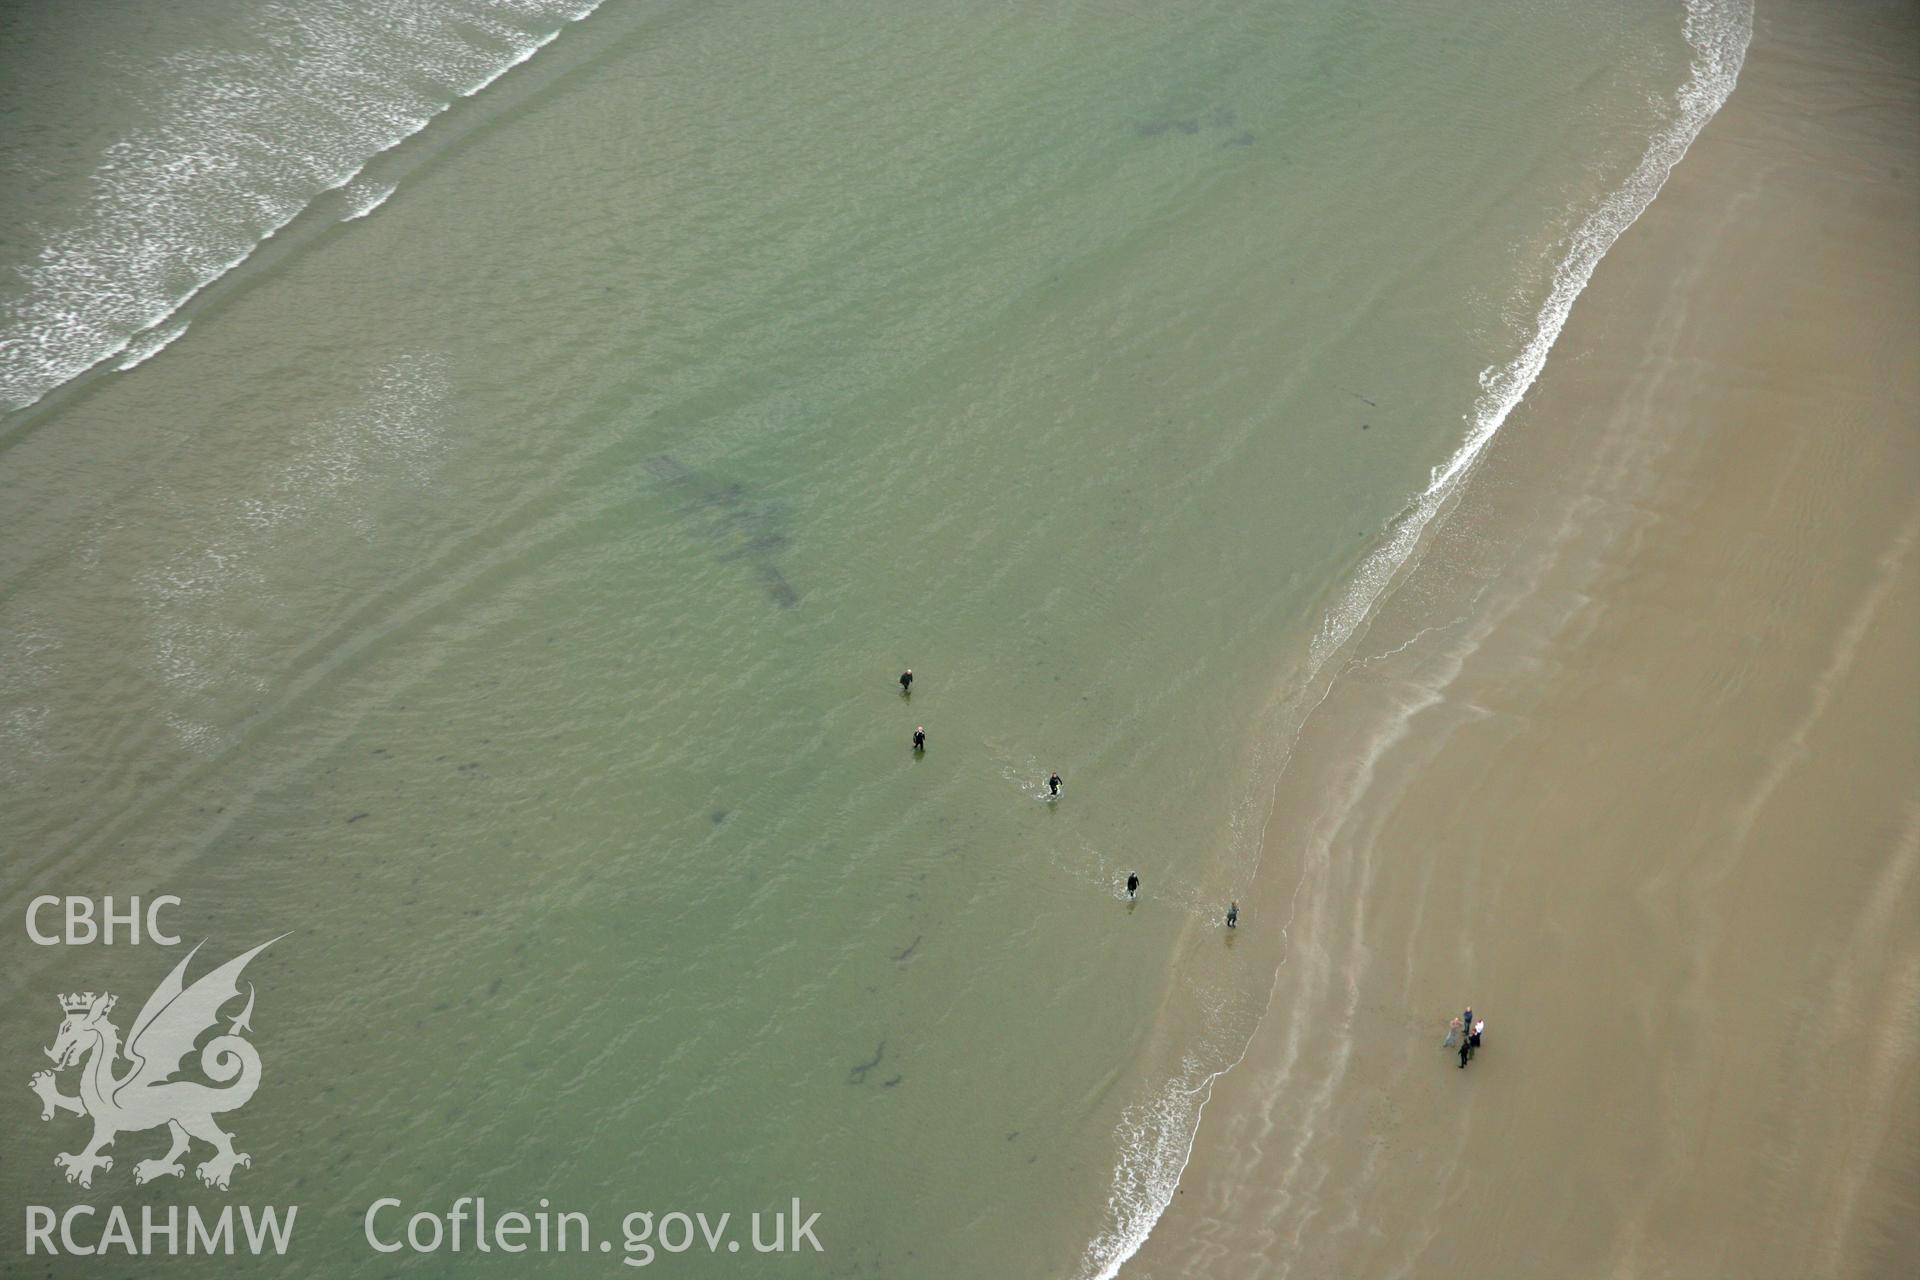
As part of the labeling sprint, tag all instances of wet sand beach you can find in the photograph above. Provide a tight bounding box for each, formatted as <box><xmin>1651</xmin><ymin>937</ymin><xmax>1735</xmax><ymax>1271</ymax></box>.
<box><xmin>1127</xmin><ymin>2</ymin><xmax>1919</xmax><ymax>1276</ymax></box>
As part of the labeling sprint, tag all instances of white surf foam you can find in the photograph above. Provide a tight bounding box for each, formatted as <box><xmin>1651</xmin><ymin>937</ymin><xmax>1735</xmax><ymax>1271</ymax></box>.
<box><xmin>115</xmin><ymin>320</ymin><xmax>190</xmax><ymax>372</ymax></box>
<box><xmin>1076</xmin><ymin>3</ymin><xmax>1753</xmax><ymax>1276</ymax></box>
<box><xmin>0</xmin><ymin>0</ymin><xmax>605</xmax><ymax>415</ymax></box>
<box><xmin>341</xmin><ymin>182</ymin><xmax>398</xmax><ymax>222</ymax></box>
<box><xmin>1306</xmin><ymin>0</ymin><xmax>1754</xmax><ymax>683</ymax></box>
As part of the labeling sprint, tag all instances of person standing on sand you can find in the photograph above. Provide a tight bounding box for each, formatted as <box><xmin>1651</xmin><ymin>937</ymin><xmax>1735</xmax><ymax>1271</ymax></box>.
<box><xmin>912</xmin><ymin>726</ymin><xmax>926</xmax><ymax>752</ymax></box>
<box><xmin>1126</xmin><ymin>872</ymin><xmax>1139</xmax><ymax>900</ymax></box>
<box><xmin>899</xmin><ymin>669</ymin><xmax>913</xmax><ymax>694</ymax></box>
<box><xmin>1459</xmin><ymin>1016</ymin><xmax>1485</xmax><ymax>1068</ymax></box>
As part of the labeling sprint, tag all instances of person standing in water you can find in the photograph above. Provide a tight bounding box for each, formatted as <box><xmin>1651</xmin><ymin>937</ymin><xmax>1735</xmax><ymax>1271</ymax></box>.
<box><xmin>911</xmin><ymin>726</ymin><xmax>926</xmax><ymax>752</ymax></box>
<box><xmin>1125</xmin><ymin>872</ymin><xmax>1139</xmax><ymax>900</ymax></box>
<box><xmin>1047</xmin><ymin>771</ymin><xmax>1062</xmax><ymax>797</ymax></box>
<box><xmin>1226</xmin><ymin>901</ymin><xmax>1238</xmax><ymax>929</ymax></box>
<box><xmin>899</xmin><ymin>668</ymin><xmax>913</xmax><ymax>695</ymax></box>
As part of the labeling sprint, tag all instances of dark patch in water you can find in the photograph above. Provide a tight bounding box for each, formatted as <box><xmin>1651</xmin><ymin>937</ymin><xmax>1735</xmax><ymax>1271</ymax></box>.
<box><xmin>646</xmin><ymin>454</ymin><xmax>803</xmax><ymax>608</ymax></box>
<box><xmin>643</xmin><ymin>454</ymin><xmax>694</xmax><ymax>484</ymax></box>
<box><xmin>1135</xmin><ymin>105</ymin><xmax>1249</xmax><ymax>148</ymax></box>
<box><xmin>761</xmin><ymin>566</ymin><xmax>801</xmax><ymax>609</ymax></box>
<box><xmin>711</xmin><ymin>809</ymin><xmax>731</xmax><ymax>825</ymax></box>
<box><xmin>891</xmin><ymin>935</ymin><xmax>921</xmax><ymax>963</ymax></box>
<box><xmin>847</xmin><ymin>1040</ymin><xmax>886</xmax><ymax>1085</ymax></box>
<box><xmin>346</xmin><ymin>812</ymin><xmax>369</xmax><ymax>824</ymax></box>
<box><xmin>696</xmin><ymin>481</ymin><xmax>749</xmax><ymax>511</ymax></box>
<box><xmin>881</xmin><ymin>1075</ymin><xmax>903</xmax><ymax>1089</ymax></box>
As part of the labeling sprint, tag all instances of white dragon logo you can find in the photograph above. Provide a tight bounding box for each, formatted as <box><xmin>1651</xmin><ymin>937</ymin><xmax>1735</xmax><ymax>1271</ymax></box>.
<box><xmin>28</xmin><ymin>937</ymin><xmax>281</xmax><ymax>1190</ymax></box>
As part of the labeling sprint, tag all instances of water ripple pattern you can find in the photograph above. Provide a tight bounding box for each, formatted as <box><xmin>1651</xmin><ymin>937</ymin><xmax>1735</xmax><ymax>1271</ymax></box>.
<box><xmin>0</xmin><ymin>0</ymin><xmax>602</xmax><ymax>413</ymax></box>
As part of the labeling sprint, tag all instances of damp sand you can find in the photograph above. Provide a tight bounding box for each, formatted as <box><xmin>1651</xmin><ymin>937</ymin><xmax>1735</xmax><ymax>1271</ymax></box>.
<box><xmin>1124</xmin><ymin>2</ymin><xmax>1920</xmax><ymax>1276</ymax></box>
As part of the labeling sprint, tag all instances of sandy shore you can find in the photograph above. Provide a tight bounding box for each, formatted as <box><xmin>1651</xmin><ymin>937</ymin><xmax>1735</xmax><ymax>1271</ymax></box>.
<box><xmin>1126</xmin><ymin>3</ymin><xmax>1919</xmax><ymax>1277</ymax></box>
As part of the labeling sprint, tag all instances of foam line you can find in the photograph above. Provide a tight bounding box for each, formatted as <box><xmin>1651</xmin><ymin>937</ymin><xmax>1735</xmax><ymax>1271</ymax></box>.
<box><xmin>0</xmin><ymin>0</ymin><xmax>606</xmax><ymax>415</ymax></box>
<box><xmin>342</xmin><ymin>183</ymin><xmax>398</xmax><ymax>222</ymax></box>
<box><xmin>1076</xmin><ymin>3</ymin><xmax>1753</xmax><ymax>1276</ymax></box>
<box><xmin>115</xmin><ymin>320</ymin><xmax>189</xmax><ymax>372</ymax></box>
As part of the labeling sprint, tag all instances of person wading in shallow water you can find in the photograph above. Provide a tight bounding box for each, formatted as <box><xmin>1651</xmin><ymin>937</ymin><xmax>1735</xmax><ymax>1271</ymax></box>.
<box><xmin>1226</xmin><ymin>901</ymin><xmax>1239</xmax><ymax>929</ymax></box>
<box><xmin>1048</xmin><ymin>771</ymin><xmax>1062</xmax><ymax>797</ymax></box>
<box><xmin>1126</xmin><ymin>872</ymin><xmax>1140</xmax><ymax>900</ymax></box>
<box><xmin>899</xmin><ymin>668</ymin><xmax>913</xmax><ymax>694</ymax></box>
<box><xmin>911</xmin><ymin>726</ymin><xmax>926</xmax><ymax>752</ymax></box>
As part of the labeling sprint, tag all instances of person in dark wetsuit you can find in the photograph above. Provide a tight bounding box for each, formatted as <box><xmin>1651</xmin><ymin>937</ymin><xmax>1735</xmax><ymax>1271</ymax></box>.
<box><xmin>1226</xmin><ymin>901</ymin><xmax>1239</xmax><ymax>929</ymax></box>
<box><xmin>911</xmin><ymin>726</ymin><xmax>926</xmax><ymax>752</ymax></box>
<box><xmin>1459</xmin><ymin>1013</ymin><xmax>1483</xmax><ymax>1068</ymax></box>
<box><xmin>1125</xmin><ymin>872</ymin><xmax>1139</xmax><ymax>900</ymax></box>
<box><xmin>899</xmin><ymin>669</ymin><xmax>913</xmax><ymax>694</ymax></box>
<box><xmin>1048</xmin><ymin>772</ymin><xmax>1062</xmax><ymax>796</ymax></box>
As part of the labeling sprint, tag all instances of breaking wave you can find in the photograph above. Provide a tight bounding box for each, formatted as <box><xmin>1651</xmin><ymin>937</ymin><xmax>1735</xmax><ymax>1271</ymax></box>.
<box><xmin>0</xmin><ymin>0</ymin><xmax>603</xmax><ymax>415</ymax></box>
<box><xmin>1076</xmin><ymin>2</ymin><xmax>1753</xmax><ymax>1276</ymax></box>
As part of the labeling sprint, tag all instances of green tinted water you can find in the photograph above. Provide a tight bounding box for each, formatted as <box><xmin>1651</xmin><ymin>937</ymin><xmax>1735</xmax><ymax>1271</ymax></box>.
<box><xmin>1</xmin><ymin>2</ymin><xmax>1704</xmax><ymax>1275</ymax></box>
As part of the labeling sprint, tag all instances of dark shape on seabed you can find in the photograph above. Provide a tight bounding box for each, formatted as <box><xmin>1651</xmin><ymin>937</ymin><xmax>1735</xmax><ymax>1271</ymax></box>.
<box><xmin>892</xmin><ymin>935</ymin><xmax>921</xmax><ymax>963</ymax></box>
<box><xmin>848</xmin><ymin>1041</ymin><xmax>886</xmax><ymax>1085</ymax></box>
<box><xmin>1135</xmin><ymin>105</ymin><xmax>1243</xmax><ymax>143</ymax></box>
<box><xmin>644</xmin><ymin>453</ymin><xmax>803</xmax><ymax>608</ymax></box>
<box><xmin>761</xmin><ymin>566</ymin><xmax>800</xmax><ymax>609</ymax></box>
<box><xmin>642</xmin><ymin>454</ymin><xmax>693</xmax><ymax>483</ymax></box>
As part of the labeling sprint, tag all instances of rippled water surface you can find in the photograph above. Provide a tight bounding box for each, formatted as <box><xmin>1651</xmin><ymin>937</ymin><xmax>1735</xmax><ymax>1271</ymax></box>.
<box><xmin>0</xmin><ymin>2</ymin><xmax>1720</xmax><ymax>1274</ymax></box>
